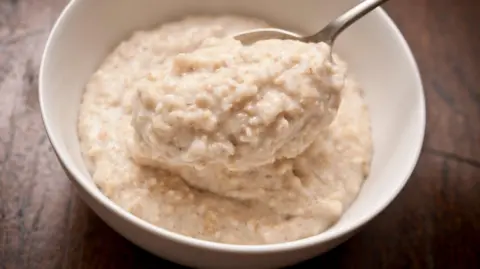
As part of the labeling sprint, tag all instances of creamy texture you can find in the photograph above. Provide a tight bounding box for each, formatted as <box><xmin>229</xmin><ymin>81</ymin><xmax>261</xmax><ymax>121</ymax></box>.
<box><xmin>132</xmin><ymin>38</ymin><xmax>344</xmax><ymax>170</ymax></box>
<box><xmin>78</xmin><ymin>15</ymin><xmax>373</xmax><ymax>245</ymax></box>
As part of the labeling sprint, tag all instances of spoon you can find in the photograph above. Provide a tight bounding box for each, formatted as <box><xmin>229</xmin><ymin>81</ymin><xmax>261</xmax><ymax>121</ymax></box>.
<box><xmin>234</xmin><ymin>0</ymin><xmax>390</xmax><ymax>46</ymax></box>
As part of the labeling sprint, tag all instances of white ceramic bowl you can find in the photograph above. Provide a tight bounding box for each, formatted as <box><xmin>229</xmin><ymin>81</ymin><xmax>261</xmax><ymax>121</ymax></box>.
<box><xmin>39</xmin><ymin>0</ymin><xmax>425</xmax><ymax>268</ymax></box>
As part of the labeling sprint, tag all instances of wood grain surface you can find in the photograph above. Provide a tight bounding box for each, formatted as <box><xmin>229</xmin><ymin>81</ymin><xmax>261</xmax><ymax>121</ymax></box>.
<box><xmin>0</xmin><ymin>0</ymin><xmax>479</xmax><ymax>268</ymax></box>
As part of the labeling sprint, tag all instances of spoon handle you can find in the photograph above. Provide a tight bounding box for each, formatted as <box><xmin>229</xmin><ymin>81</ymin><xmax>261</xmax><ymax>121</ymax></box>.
<box><xmin>311</xmin><ymin>0</ymin><xmax>390</xmax><ymax>44</ymax></box>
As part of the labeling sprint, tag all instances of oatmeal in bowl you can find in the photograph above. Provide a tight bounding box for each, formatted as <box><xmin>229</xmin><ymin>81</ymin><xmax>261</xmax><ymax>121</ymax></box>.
<box><xmin>41</xmin><ymin>0</ymin><xmax>425</xmax><ymax>267</ymax></box>
<box><xmin>77</xmin><ymin>15</ymin><xmax>373</xmax><ymax>245</ymax></box>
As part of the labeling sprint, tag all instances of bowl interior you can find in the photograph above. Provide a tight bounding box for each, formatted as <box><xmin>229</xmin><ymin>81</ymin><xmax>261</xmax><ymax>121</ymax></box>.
<box><xmin>40</xmin><ymin>0</ymin><xmax>424</xmax><ymax>246</ymax></box>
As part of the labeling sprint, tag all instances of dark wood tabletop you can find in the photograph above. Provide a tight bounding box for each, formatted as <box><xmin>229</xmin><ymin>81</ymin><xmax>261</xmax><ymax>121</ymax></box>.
<box><xmin>0</xmin><ymin>0</ymin><xmax>479</xmax><ymax>268</ymax></box>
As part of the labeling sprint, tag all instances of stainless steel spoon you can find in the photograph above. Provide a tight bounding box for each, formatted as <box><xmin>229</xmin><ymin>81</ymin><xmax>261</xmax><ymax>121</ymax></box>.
<box><xmin>233</xmin><ymin>0</ymin><xmax>390</xmax><ymax>45</ymax></box>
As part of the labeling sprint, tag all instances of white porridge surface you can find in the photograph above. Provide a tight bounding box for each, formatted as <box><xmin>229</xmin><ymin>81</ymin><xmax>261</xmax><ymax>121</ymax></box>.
<box><xmin>132</xmin><ymin>37</ymin><xmax>344</xmax><ymax>170</ymax></box>
<box><xmin>78</xmin><ymin>15</ymin><xmax>373</xmax><ymax>245</ymax></box>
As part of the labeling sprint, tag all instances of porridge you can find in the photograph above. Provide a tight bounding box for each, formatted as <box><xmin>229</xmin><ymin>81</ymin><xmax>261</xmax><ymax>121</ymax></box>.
<box><xmin>78</xmin><ymin>15</ymin><xmax>373</xmax><ymax>245</ymax></box>
<box><xmin>132</xmin><ymin>38</ymin><xmax>344</xmax><ymax>170</ymax></box>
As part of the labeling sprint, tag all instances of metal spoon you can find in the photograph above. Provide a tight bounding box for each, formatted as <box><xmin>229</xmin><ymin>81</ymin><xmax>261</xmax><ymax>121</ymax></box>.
<box><xmin>233</xmin><ymin>0</ymin><xmax>390</xmax><ymax>45</ymax></box>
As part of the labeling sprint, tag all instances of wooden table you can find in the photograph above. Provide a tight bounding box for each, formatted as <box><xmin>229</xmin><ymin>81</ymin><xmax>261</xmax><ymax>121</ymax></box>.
<box><xmin>1</xmin><ymin>0</ymin><xmax>479</xmax><ymax>268</ymax></box>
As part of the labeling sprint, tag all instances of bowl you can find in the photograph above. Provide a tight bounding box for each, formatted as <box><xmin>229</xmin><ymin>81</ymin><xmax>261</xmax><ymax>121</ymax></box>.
<box><xmin>39</xmin><ymin>0</ymin><xmax>425</xmax><ymax>268</ymax></box>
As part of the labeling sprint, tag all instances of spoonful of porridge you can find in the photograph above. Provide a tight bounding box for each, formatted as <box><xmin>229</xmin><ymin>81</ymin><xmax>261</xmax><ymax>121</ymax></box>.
<box><xmin>233</xmin><ymin>0</ymin><xmax>390</xmax><ymax>46</ymax></box>
<box><xmin>131</xmin><ymin>38</ymin><xmax>345</xmax><ymax>171</ymax></box>
<box><xmin>130</xmin><ymin>0</ymin><xmax>389</xmax><ymax>172</ymax></box>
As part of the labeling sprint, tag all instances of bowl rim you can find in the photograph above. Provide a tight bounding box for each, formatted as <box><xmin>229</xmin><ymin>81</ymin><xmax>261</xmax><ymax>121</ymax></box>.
<box><xmin>39</xmin><ymin>0</ymin><xmax>426</xmax><ymax>254</ymax></box>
